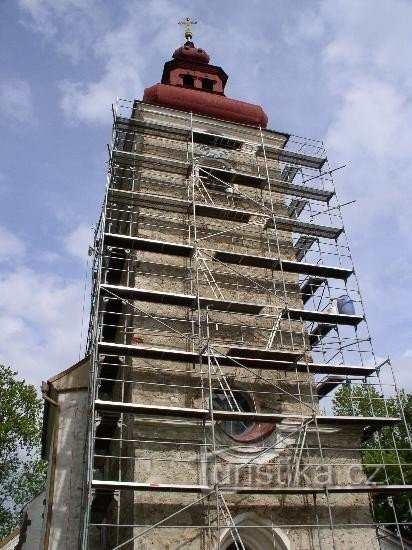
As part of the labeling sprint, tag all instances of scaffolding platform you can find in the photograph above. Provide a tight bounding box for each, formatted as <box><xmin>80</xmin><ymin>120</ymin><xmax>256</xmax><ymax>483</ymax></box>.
<box><xmin>108</xmin><ymin>189</ymin><xmax>189</xmax><ymax>212</ymax></box>
<box><xmin>212</xmin><ymin>249</ymin><xmax>352</xmax><ymax>279</ymax></box>
<box><xmin>309</xmin><ymin>323</ymin><xmax>335</xmax><ymax>346</ymax></box>
<box><xmin>198</xmin><ymin>296</ymin><xmax>265</xmax><ymax>314</ymax></box>
<box><xmin>115</xmin><ymin>114</ymin><xmax>189</xmax><ymax>139</ymax></box>
<box><xmin>102</xmin><ymin>236</ymin><xmax>351</xmax><ymax>282</ymax></box>
<box><xmin>277</xmin><ymin>260</ymin><xmax>352</xmax><ymax>280</ymax></box>
<box><xmin>282</xmin><ymin>165</ymin><xmax>299</xmax><ymax>182</ymax></box>
<box><xmin>111</xmin><ymin>148</ymin><xmax>189</xmax><ymax>174</ymax></box>
<box><xmin>94</xmin><ymin>399</ymin><xmax>399</xmax><ymax>428</ymax></box>
<box><xmin>92</xmin><ymin>479</ymin><xmax>412</xmax><ymax>495</ymax></box>
<box><xmin>282</xmin><ymin>308</ymin><xmax>363</xmax><ymax>326</ymax></box>
<box><xmin>294</xmin><ymin>235</ymin><xmax>317</xmax><ymax>261</ymax></box>
<box><xmin>198</xmin><ymin>165</ymin><xmax>266</xmax><ymax>189</ymax></box>
<box><xmin>257</xmin><ymin>145</ymin><xmax>327</xmax><ymax>170</ymax></box>
<box><xmin>288</xmin><ymin>199</ymin><xmax>308</xmax><ymax>218</ymax></box>
<box><xmin>193</xmin><ymin>203</ymin><xmax>261</xmax><ymax>222</ymax></box>
<box><xmin>227</xmin><ymin>346</ymin><xmax>301</xmax><ymax>362</ymax></box>
<box><xmin>101</xmin><ymin>284</ymin><xmax>268</xmax><ymax>313</ymax></box>
<box><xmin>97</xmin><ymin>342</ymin><xmax>376</xmax><ymax>376</ymax></box>
<box><xmin>266</xmin><ymin>217</ymin><xmax>343</xmax><ymax>240</ymax></box>
<box><xmin>103</xmin><ymin>233</ymin><xmax>194</xmax><ymax>257</ymax></box>
<box><xmin>109</xmin><ymin>191</ymin><xmax>266</xmax><ymax>223</ymax></box>
<box><xmin>101</xmin><ymin>284</ymin><xmax>195</xmax><ymax>307</ymax></box>
<box><xmin>300</xmin><ymin>277</ymin><xmax>327</xmax><ymax>304</ymax></box>
<box><xmin>212</xmin><ymin>249</ymin><xmax>277</xmax><ymax>269</ymax></box>
<box><xmin>316</xmin><ymin>375</ymin><xmax>346</xmax><ymax>398</ymax></box>
<box><xmin>198</xmin><ymin>165</ymin><xmax>334</xmax><ymax>201</ymax></box>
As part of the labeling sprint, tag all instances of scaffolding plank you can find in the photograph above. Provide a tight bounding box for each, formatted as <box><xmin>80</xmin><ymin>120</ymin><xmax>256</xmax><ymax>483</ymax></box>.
<box><xmin>288</xmin><ymin>199</ymin><xmax>308</xmax><ymax>218</ymax></box>
<box><xmin>300</xmin><ymin>277</ymin><xmax>327</xmax><ymax>304</ymax></box>
<box><xmin>266</xmin><ymin>217</ymin><xmax>343</xmax><ymax>240</ymax></box>
<box><xmin>94</xmin><ymin>399</ymin><xmax>399</xmax><ymax>427</ymax></box>
<box><xmin>198</xmin><ymin>165</ymin><xmax>266</xmax><ymax>189</ymax></box>
<box><xmin>282</xmin><ymin>165</ymin><xmax>299</xmax><ymax>183</ymax></box>
<box><xmin>227</xmin><ymin>346</ymin><xmax>301</xmax><ymax>362</ymax></box>
<box><xmin>279</xmin><ymin>260</ymin><xmax>352</xmax><ymax>280</ymax></box>
<box><xmin>115</xmin><ymin>115</ymin><xmax>189</xmax><ymax>139</ymax></box>
<box><xmin>101</xmin><ymin>284</ymin><xmax>195</xmax><ymax>307</ymax></box>
<box><xmin>199</xmin><ymin>297</ymin><xmax>266</xmax><ymax>314</ymax></box>
<box><xmin>299</xmin><ymin>363</ymin><xmax>374</xmax><ymax>376</ymax></box>
<box><xmin>212</xmin><ymin>249</ymin><xmax>352</xmax><ymax>280</ymax></box>
<box><xmin>294</xmin><ymin>236</ymin><xmax>317</xmax><ymax>261</ymax></box>
<box><xmin>194</xmin><ymin>203</ymin><xmax>258</xmax><ymax>223</ymax></box>
<box><xmin>92</xmin><ymin>479</ymin><xmax>412</xmax><ymax>495</ymax></box>
<box><xmin>98</xmin><ymin>342</ymin><xmax>199</xmax><ymax>362</ymax></box>
<box><xmin>223</xmin><ymin>484</ymin><xmax>412</xmax><ymax>496</ymax></box>
<box><xmin>317</xmin><ymin>376</ymin><xmax>346</xmax><ymax>398</ymax></box>
<box><xmin>108</xmin><ymin>189</ymin><xmax>190</xmax><ymax>213</ymax></box>
<box><xmin>257</xmin><ymin>145</ymin><xmax>327</xmax><ymax>170</ymax></box>
<box><xmin>108</xmin><ymin>189</ymin><xmax>262</xmax><ymax>222</ymax></box>
<box><xmin>275</xmin><ymin>180</ymin><xmax>333</xmax><ymax>202</ymax></box>
<box><xmin>309</xmin><ymin>323</ymin><xmax>335</xmax><ymax>346</ymax></box>
<box><xmin>131</xmin><ymin>192</ymin><xmax>190</xmax><ymax>212</ymax></box>
<box><xmin>282</xmin><ymin>308</ymin><xmax>363</xmax><ymax>326</ymax></box>
<box><xmin>199</xmin><ymin>165</ymin><xmax>333</xmax><ymax>202</ymax></box>
<box><xmin>97</xmin><ymin>342</ymin><xmax>376</xmax><ymax>376</ymax></box>
<box><xmin>111</xmin><ymin>149</ymin><xmax>189</xmax><ymax>174</ymax></box>
<box><xmin>92</xmin><ymin>480</ymin><xmax>210</xmax><ymax>492</ymax></box>
<box><xmin>101</xmin><ymin>284</ymin><xmax>268</xmax><ymax>314</ymax></box>
<box><xmin>212</xmin><ymin>249</ymin><xmax>277</xmax><ymax>269</ymax></box>
<box><xmin>103</xmin><ymin>233</ymin><xmax>194</xmax><ymax>257</ymax></box>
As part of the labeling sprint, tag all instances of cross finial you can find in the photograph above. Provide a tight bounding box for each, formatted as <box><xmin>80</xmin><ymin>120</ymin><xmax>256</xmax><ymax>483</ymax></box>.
<box><xmin>178</xmin><ymin>17</ymin><xmax>197</xmax><ymax>41</ymax></box>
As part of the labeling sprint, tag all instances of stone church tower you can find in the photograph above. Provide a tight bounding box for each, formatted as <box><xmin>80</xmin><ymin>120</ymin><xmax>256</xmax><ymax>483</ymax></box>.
<box><xmin>36</xmin><ymin>22</ymin><xmax>411</xmax><ymax>550</ymax></box>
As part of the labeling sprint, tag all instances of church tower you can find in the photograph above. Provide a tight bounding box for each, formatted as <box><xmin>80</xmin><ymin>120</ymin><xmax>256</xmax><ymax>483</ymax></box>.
<box><xmin>69</xmin><ymin>20</ymin><xmax>410</xmax><ymax>549</ymax></box>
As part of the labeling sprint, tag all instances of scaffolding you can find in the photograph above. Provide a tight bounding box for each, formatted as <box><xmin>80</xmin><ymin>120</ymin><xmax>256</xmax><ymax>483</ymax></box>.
<box><xmin>80</xmin><ymin>99</ymin><xmax>412</xmax><ymax>549</ymax></box>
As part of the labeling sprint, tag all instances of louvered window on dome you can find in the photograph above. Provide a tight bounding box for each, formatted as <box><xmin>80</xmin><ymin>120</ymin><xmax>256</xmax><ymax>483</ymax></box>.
<box><xmin>202</xmin><ymin>78</ymin><xmax>214</xmax><ymax>91</ymax></box>
<box><xmin>182</xmin><ymin>74</ymin><xmax>195</xmax><ymax>87</ymax></box>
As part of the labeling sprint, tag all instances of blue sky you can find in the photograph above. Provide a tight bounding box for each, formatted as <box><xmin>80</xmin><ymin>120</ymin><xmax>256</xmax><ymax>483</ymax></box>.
<box><xmin>0</xmin><ymin>0</ymin><xmax>411</xmax><ymax>390</ymax></box>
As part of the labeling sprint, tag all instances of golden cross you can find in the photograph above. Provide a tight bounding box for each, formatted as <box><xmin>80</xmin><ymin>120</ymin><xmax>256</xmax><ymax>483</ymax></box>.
<box><xmin>178</xmin><ymin>17</ymin><xmax>197</xmax><ymax>41</ymax></box>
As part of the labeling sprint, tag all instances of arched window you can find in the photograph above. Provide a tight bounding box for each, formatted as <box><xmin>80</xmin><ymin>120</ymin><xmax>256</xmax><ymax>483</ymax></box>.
<box><xmin>182</xmin><ymin>74</ymin><xmax>195</xmax><ymax>87</ymax></box>
<box><xmin>220</xmin><ymin>513</ymin><xmax>291</xmax><ymax>550</ymax></box>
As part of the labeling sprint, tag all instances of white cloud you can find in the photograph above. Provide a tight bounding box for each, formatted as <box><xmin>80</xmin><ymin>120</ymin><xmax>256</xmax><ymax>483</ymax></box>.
<box><xmin>0</xmin><ymin>267</ymin><xmax>85</xmax><ymax>385</ymax></box>
<box><xmin>0</xmin><ymin>79</ymin><xmax>33</xmax><ymax>122</ymax></box>
<box><xmin>58</xmin><ymin>1</ymin><xmax>184</xmax><ymax>122</ymax></box>
<box><xmin>63</xmin><ymin>222</ymin><xmax>92</xmax><ymax>262</ymax></box>
<box><xmin>0</xmin><ymin>225</ymin><xmax>87</xmax><ymax>385</ymax></box>
<box><xmin>325</xmin><ymin>77</ymin><xmax>412</xmax><ymax>242</ymax></box>
<box><xmin>327</xmin><ymin>79</ymin><xmax>408</xmax><ymax>160</ymax></box>
<box><xmin>0</xmin><ymin>226</ymin><xmax>26</xmax><ymax>263</ymax></box>
<box><xmin>20</xmin><ymin>0</ymin><xmax>188</xmax><ymax>122</ymax></box>
<box><xmin>277</xmin><ymin>0</ymin><xmax>412</xmax><ymax>388</ymax></box>
<box><xmin>18</xmin><ymin>0</ymin><xmax>106</xmax><ymax>61</ymax></box>
<box><xmin>320</xmin><ymin>0</ymin><xmax>412</xmax><ymax>85</ymax></box>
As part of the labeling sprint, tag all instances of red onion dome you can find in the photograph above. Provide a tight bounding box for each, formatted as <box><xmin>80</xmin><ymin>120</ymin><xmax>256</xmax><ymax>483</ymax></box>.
<box><xmin>172</xmin><ymin>41</ymin><xmax>210</xmax><ymax>64</ymax></box>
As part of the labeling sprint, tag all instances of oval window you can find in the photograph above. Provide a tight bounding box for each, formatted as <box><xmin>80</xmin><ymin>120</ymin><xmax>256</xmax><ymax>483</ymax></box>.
<box><xmin>212</xmin><ymin>389</ymin><xmax>253</xmax><ymax>438</ymax></box>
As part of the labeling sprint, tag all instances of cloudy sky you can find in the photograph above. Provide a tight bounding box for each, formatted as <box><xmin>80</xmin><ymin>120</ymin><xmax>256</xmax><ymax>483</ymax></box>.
<box><xmin>0</xmin><ymin>0</ymin><xmax>411</xmax><ymax>391</ymax></box>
